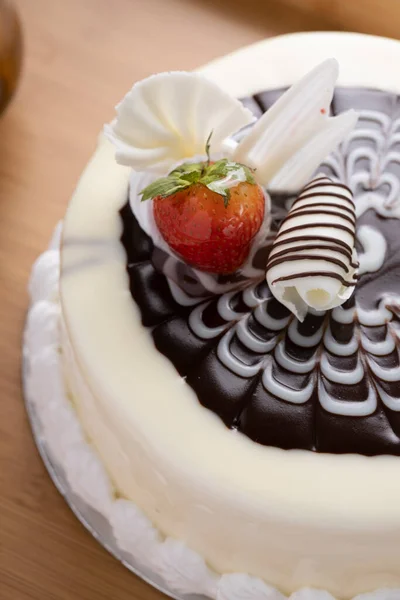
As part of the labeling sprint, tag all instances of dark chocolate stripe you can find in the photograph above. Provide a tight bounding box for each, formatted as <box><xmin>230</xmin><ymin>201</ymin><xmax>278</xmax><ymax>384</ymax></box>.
<box><xmin>301</xmin><ymin>180</ymin><xmax>352</xmax><ymax>196</ymax></box>
<box><xmin>302</xmin><ymin>176</ymin><xmax>331</xmax><ymax>190</ymax></box>
<box><xmin>268</xmin><ymin>244</ymin><xmax>359</xmax><ymax>270</ymax></box>
<box><xmin>271</xmin><ymin>234</ymin><xmax>353</xmax><ymax>254</ymax></box>
<box><xmin>291</xmin><ymin>191</ymin><xmax>355</xmax><ymax>209</ymax></box>
<box><xmin>275</xmin><ymin>222</ymin><xmax>356</xmax><ymax>241</ymax></box>
<box><xmin>267</xmin><ymin>254</ymin><xmax>349</xmax><ymax>273</ymax></box>
<box><xmin>333</xmin><ymin>182</ymin><xmax>353</xmax><ymax>195</ymax></box>
<box><xmin>268</xmin><ymin>243</ymin><xmax>353</xmax><ymax>262</ymax></box>
<box><xmin>289</xmin><ymin>201</ymin><xmax>355</xmax><ymax>217</ymax></box>
<box><xmin>271</xmin><ymin>271</ymin><xmax>358</xmax><ymax>287</ymax></box>
<box><xmin>282</xmin><ymin>208</ymin><xmax>356</xmax><ymax>227</ymax></box>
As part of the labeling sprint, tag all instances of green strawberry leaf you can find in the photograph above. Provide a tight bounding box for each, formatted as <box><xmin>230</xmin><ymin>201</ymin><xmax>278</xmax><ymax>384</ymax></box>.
<box><xmin>242</xmin><ymin>163</ymin><xmax>256</xmax><ymax>184</ymax></box>
<box><xmin>140</xmin><ymin>138</ymin><xmax>257</xmax><ymax>204</ymax></box>
<box><xmin>224</xmin><ymin>161</ymin><xmax>255</xmax><ymax>184</ymax></box>
<box><xmin>170</xmin><ymin>162</ymin><xmax>203</xmax><ymax>177</ymax></box>
<box><xmin>200</xmin><ymin>162</ymin><xmax>229</xmax><ymax>186</ymax></box>
<box><xmin>140</xmin><ymin>176</ymin><xmax>191</xmax><ymax>201</ymax></box>
<box><xmin>170</xmin><ymin>162</ymin><xmax>203</xmax><ymax>185</ymax></box>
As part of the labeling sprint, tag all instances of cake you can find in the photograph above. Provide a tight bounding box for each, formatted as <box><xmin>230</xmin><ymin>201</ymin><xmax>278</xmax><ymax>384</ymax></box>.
<box><xmin>24</xmin><ymin>32</ymin><xmax>400</xmax><ymax>600</ymax></box>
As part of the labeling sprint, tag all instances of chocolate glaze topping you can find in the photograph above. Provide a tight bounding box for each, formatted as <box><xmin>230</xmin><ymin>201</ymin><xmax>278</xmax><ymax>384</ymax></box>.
<box><xmin>121</xmin><ymin>87</ymin><xmax>400</xmax><ymax>455</ymax></box>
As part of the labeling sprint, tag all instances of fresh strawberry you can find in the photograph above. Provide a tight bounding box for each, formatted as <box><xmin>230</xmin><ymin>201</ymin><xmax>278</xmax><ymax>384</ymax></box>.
<box><xmin>140</xmin><ymin>153</ymin><xmax>265</xmax><ymax>274</ymax></box>
<box><xmin>153</xmin><ymin>181</ymin><xmax>264</xmax><ymax>273</ymax></box>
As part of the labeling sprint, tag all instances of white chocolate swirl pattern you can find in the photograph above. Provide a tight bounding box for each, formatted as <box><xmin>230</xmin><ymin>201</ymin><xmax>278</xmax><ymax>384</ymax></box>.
<box><xmin>324</xmin><ymin>105</ymin><xmax>400</xmax><ymax>219</ymax></box>
<box><xmin>266</xmin><ymin>176</ymin><xmax>359</xmax><ymax>320</ymax></box>
<box><xmin>122</xmin><ymin>87</ymin><xmax>400</xmax><ymax>455</ymax></box>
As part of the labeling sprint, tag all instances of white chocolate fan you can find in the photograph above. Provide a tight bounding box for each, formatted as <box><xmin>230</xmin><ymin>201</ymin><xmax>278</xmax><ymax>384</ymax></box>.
<box><xmin>104</xmin><ymin>71</ymin><xmax>255</xmax><ymax>173</ymax></box>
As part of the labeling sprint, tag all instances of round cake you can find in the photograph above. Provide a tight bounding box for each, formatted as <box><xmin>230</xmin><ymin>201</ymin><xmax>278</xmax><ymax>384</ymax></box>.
<box><xmin>25</xmin><ymin>32</ymin><xmax>400</xmax><ymax>600</ymax></box>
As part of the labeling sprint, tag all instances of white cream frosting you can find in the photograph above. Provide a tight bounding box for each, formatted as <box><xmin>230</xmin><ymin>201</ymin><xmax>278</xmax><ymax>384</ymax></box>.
<box><xmin>266</xmin><ymin>176</ymin><xmax>358</xmax><ymax>321</ymax></box>
<box><xmin>25</xmin><ymin>221</ymin><xmax>400</xmax><ymax>600</ymax></box>
<box><xmin>323</xmin><ymin>108</ymin><xmax>400</xmax><ymax>220</ymax></box>
<box><xmin>24</xmin><ymin>32</ymin><xmax>400</xmax><ymax>600</ymax></box>
<box><xmin>104</xmin><ymin>72</ymin><xmax>254</xmax><ymax>173</ymax></box>
<box><xmin>357</xmin><ymin>225</ymin><xmax>387</xmax><ymax>276</ymax></box>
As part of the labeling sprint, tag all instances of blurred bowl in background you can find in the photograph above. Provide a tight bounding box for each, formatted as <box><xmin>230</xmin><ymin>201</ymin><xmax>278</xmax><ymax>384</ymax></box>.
<box><xmin>0</xmin><ymin>0</ymin><xmax>22</xmax><ymax>115</ymax></box>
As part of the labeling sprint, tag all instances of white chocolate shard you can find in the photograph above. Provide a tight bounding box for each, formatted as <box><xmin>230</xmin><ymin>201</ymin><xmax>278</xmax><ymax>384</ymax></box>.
<box><xmin>230</xmin><ymin>59</ymin><xmax>358</xmax><ymax>189</ymax></box>
<box><xmin>269</xmin><ymin>110</ymin><xmax>358</xmax><ymax>191</ymax></box>
<box><xmin>266</xmin><ymin>175</ymin><xmax>359</xmax><ymax>322</ymax></box>
<box><xmin>104</xmin><ymin>72</ymin><xmax>255</xmax><ymax>173</ymax></box>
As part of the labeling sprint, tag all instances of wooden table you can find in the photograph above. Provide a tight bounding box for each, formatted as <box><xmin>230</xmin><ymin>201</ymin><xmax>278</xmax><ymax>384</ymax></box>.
<box><xmin>0</xmin><ymin>1</ymin><xmax>376</xmax><ymax>598</ymax></box>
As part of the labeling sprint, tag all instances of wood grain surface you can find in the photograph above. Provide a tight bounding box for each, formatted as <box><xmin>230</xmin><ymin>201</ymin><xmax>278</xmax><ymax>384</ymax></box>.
<box><xmin>0</xmin><ymin>1</ymin><xmax>394</xmax><ymax>599</ymax></box>
<box><xmin>283</xmin><ymin>0</ymin><xmax>400</xmax><ymax>39</ymax></box>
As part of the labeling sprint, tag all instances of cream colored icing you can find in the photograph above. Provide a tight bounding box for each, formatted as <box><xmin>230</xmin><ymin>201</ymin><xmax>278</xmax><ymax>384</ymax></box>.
<box><xmin>55</xmin><ymin>33</ymin><xmax>400</xmax><ymax>599</ymax></box>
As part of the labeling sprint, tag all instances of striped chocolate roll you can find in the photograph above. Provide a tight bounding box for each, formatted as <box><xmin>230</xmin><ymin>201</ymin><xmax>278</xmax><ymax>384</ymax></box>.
<box><xmin>266</xmin><ymin>175</ymin><xmax>359</xmax><ymax>322</ymax></box>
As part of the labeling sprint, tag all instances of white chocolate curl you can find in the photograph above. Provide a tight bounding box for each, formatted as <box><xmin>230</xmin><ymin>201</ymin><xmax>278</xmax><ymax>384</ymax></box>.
<box><xmin>266</xmin><ymin>176</ymin><xmax>359</xmax><ymax>322</ymax></box>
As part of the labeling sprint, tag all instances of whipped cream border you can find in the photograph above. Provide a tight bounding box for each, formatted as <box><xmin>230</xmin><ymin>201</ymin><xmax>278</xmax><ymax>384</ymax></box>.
<box><xmin>23</xmin><ymin>224</ymin><xmax>400</xmax><ymax>600</ymax></box>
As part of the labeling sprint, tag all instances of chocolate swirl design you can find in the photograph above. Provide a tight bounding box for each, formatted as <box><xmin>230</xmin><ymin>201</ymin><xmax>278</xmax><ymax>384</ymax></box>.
<box><xmin>121</xmin><ymin>87</ymin><xmax>400</xmax><ymax>456</ymax></box>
